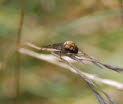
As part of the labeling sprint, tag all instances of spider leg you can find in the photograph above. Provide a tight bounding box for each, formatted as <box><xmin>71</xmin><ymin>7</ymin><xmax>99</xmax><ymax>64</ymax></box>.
<box><xmin>79</xmin><ymin>50</ymin><xmax>104</xmax><ymax>68</ymax></box>
<box><xmin>79</xmin><ymin>49</ymin><xmax>123</xmax><ymax>72</ymax></box>
<box><xmin>59</xmin><ymin>47</ymin><xmax>64</xmax><ymax>59</ymax></box>
<box><xmin>26</xmin><ymin>42</ymin><xmax>41</xmax><ymax>50</ymax></box>
<box><xmin>25</xmin><ymin>42</ymin><xmax>59</xmax><ymax>52</ymax></box>
<box><xmin>67</xmin><ymin>53</ymin><xmax>85</xmax><ymax>64</ymax></box>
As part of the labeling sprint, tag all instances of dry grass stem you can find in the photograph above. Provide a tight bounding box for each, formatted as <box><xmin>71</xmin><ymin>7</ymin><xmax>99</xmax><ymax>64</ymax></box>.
<box><xmin>19</xmin><ymin>48</ymin><xmax>123</xmax><ymax>90</ymax></box>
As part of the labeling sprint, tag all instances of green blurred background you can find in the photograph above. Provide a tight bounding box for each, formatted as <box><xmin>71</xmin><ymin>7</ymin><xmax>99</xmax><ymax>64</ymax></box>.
<box><xmin>0</xmin><ymin>0</ymin><xmax>123</xmax><ymax>104</ymax></box>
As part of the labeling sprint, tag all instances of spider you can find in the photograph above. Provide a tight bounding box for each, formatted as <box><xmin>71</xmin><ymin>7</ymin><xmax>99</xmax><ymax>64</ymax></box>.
<box><xmin>26</xmin><ymin>41</ymin><xmax>123</xmax><ymax>72</ymax></box>
<box><xmin>41</xmin><ymin>41</ymin><xmax>78</xmax><ymax>54</ymax></box>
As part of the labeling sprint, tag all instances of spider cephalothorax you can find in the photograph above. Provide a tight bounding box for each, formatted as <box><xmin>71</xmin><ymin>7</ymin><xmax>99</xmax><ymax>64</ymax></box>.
<box><xmin>63</xmin><ymin>41</ymin><xmax>78</xmax><ymax>54</ymax></box>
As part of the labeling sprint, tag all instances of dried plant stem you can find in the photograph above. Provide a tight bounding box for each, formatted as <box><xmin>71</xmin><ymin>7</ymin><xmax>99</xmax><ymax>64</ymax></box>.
<box><xmin>58</xmin><ymin>57</ymin><xmax>113</xmax><ymax>104</ymax></box>
<box><xmin>15</xmin><ymin>0</ymin><xmax>25</xmax><ymax>103</ymax></box>
<box><xmin>19</xmin><ymin>48</ymin><xmax>121</xmax><ymax>104</ymax></box>
<box><xmin>120</xmin><ymin>0</ymin><xmax>123</xmax><ymax>23</ymax></box>
<box><xmin>19</xmin><ymin>48</ymin><xmax>123</xmax><ymax>90</ymax></box>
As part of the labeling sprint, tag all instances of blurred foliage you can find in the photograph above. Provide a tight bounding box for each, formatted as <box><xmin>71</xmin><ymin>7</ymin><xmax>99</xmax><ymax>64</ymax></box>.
<box><xmin>0</xmin><ymin>0</ymin><xmax>123</xmax><ymax>104</ymax></box>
